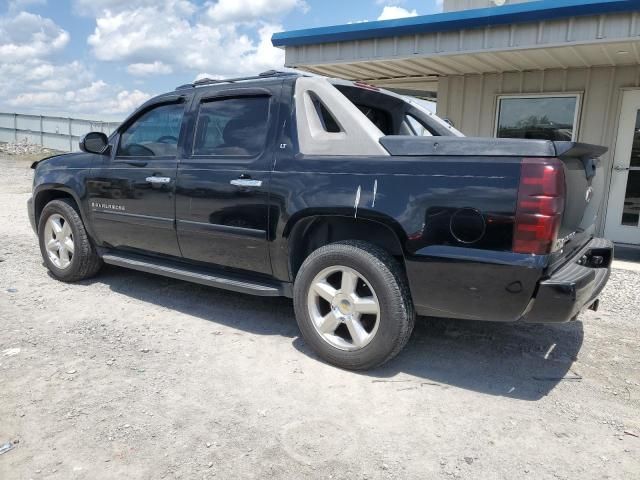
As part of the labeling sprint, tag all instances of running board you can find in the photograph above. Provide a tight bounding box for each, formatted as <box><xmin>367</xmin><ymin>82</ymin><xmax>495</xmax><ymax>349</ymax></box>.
<box><xmin>102</xmin><ymin>252</ymin><xmax>290</xmax><ymax>297</ymax></box>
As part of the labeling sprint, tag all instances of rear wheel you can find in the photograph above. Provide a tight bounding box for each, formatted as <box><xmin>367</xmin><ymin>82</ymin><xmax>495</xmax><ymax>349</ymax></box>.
<box><xmin>38</xmin><ymin>199</ymin><xmax>102</xmax><ymax>282</ymax></box>
<box><xmin>293</xmin><ymin>241</ymin><xmax>414</xmax><ymax>370</ymax></box>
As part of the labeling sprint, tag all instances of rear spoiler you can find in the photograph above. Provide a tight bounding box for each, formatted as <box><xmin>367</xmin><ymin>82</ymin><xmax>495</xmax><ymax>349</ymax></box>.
<box><xmin>553</xmin><ymin>141</ymin><xmax>607</xmax><ymax>160</ymax></box>
<box><xmin>553</xmin><ymin>142</ymin><xmax>607</xmax><ymax>180</ymax></box>
<box><xmin>380</xmin><ymin>136</ymin><xmax>558</xmax><ymax>157</ymax></box>
<box><xmin>379</xmin><ymin>136</ymin><xmax>608</xmax><ymax>161</ymax></box>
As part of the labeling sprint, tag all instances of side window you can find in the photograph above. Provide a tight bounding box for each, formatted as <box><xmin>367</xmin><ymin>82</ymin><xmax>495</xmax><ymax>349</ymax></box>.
<box><xmin>310</xmin><ymin>93</ymin><xmax>341</xmax><ymax>133</ymax></box>
<box><xmin>404</xmin><ymin>114</ymin><xmax>433</xmax><ymax>137</ymax></box>
<box><xmin>193</xmin><ymin>96</ymin><xmax>270</xmax><ymax>157</ymax></box>
<box><xmin>117</xmin><ymin>103</ymin><xmax>184</xmax><ymax>157</ymax></box>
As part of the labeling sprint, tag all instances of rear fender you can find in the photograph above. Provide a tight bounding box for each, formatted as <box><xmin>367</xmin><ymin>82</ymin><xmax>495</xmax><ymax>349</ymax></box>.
<box><xmin>283</xmin><ymin>208</ymin><xmax>407</xmax><ymax>243</ymax></box>
<box><xmin>283</xmin><ymin>210</ymin><xmax>407</xmax><ymax>280</ymax></box>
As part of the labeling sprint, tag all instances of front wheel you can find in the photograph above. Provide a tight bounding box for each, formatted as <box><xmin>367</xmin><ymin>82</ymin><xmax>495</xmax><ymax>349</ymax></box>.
<box><xmin>38</xmin><ymin>199</ymin><xmax>102</xmax><ymax>282</ymax></box>
<box><xmin>293</xmin><ymin>241</ymin><xmax>415</xmax><ymax>370</ymax></box>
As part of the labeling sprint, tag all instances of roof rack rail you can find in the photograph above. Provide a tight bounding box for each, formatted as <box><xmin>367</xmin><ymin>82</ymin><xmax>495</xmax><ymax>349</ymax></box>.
<box><xmin>175</xmin><ymin>70</ymin><xmax>298</xmax><ymax>90</ymax></box>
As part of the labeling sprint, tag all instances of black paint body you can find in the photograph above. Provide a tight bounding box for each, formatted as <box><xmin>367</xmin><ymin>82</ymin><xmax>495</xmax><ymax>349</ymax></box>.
<box><xmin>28</xmin><ymin>76</ymin><xmax>612</xmax><ymax>323</ymax></box>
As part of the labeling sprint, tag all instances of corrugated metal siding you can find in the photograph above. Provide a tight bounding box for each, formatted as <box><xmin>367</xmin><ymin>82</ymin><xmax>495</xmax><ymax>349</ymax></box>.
<box><xmin>444</xmin><ymin>0</ymin><xmax>534</xmax><ymax>13</ymax></box>
<box><xmin>284</xmin><ymin>12</ymin><xmax>640</xmax><ymax>72</ymax></box>
<box><xmin>0</xmin><ymin>112</ymin><xmax>120</xmax><ymax>152</ymax></box>
<box><xmin>437</xmin><ymin>64</ymin><xmax>640</xmax><ymax>234</ymax></box>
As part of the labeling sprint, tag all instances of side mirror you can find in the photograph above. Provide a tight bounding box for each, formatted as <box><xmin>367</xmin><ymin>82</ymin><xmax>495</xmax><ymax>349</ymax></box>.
<box><xmin>443</xmin><ymin>118</ymin><xmax>455</xmax><ymax>127</ymax></box>
<box><xmin>80</xmin><ymin>132</ymin><xmax>110</xmax><ymax>154</ymax></box>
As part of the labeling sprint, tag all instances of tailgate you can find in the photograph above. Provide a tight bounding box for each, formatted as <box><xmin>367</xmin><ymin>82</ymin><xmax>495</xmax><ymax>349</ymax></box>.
<box><xmin>549</xmin><ymin>141</ymin><xmax>608</xmax><ymax>270</ymax></box>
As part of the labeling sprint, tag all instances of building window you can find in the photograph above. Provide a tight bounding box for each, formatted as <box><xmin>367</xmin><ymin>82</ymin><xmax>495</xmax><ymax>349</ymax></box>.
<box><xmin>495</xmin><ymin>94</ymin><xmax>581</xmax><ymax>141</ymax></box>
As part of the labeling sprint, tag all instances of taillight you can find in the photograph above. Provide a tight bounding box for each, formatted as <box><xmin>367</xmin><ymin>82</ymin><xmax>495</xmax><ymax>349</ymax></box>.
<box><xmin>513</xmin><ymin>158</ymin><xmax>566</xmax><ymax>255</ymax></box>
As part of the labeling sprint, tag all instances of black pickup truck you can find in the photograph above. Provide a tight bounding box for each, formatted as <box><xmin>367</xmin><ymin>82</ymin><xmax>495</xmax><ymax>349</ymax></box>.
<box><xmin>28</xmin><ymin>70</ymin><xmax>613</xmax><ymax>370</ymax></box>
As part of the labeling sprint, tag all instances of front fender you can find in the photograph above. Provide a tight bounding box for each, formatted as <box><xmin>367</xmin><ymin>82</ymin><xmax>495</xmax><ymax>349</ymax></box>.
<box><xmin>32</xmin><ymin>171</ymin><xmax>95</xmax><ymax>239</ymax></box>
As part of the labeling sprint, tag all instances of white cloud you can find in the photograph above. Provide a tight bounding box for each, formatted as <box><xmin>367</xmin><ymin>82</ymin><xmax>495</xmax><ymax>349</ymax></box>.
<box><xmin>194</xmin><ymin>73</ymin><xmax>224</xmax><ymax>82</ymax></box>
<box><xmin>0</xmin><ymin>10</ymin><xmax>151</xmax><ymax>117</ymax></box>
<box><xmin>0</xmin><ymin>11</ymin><xmax>69</xmax><ymax>59</ymax></box>
<box><xmin>1</xmin><ymin>0</ymin><xmax>303</xmax><ymax>118</ymax></box>
<box><xmin>110</xmin><ymin>90</ymin><xmax>152</xmax><ymax>113</ymax></box>
<box><xmin>62</xmin><ymin>81</ymin><xmax>151</xmax><ymax>114</ymax></box>
<box><xmin>73</xmin><ymin>0</ymin><xmax>195</xmax><ymax>16</ymax></box>
<box><xmin>127</xmin><ymin>61</ymin><xmax>173</xmax><ymax>76</ymax></box>
<box><xmin>377</xmin><ymin>6</ymin><xmax>418</xmax><ymax>21</ymax></box>
<box><xmin>0</xmin><ymin>13</ymin><xmax>89</xmax><ymax>106</ymax></box>
<box><xmin>8</xmin><ymin>91</ymin><xmax>64</xmax><ymax>107</ymax></box>
<box><xmin>0</xmin><ymin>61</ymin><xmax>88</xmax><ymax>94</ymax></box>
<box><xmin>9</xmin><ymin>80</ymin><xmax>151</xmax><ymax>115</ymax></box>
<box><xmin>29</xmin><ymin>61</ymin><xmax>93</xmax><ymax>91</ymax></box>
<box><xmin>87</xmin><ymin>3</ymin><xmax>286</xmax><ymax>77</ymax></box>
<box><xmin>206</xmin><ymin>0</ymin><xmax>307</xmax><ymax>24</ymax></box>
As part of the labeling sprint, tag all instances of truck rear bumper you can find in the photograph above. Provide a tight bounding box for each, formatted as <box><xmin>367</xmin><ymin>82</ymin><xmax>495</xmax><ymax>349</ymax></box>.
<box><xmin>521</xmin><ymin>237</ymin><xmax>613</xmax><ymax>323</ymax></box>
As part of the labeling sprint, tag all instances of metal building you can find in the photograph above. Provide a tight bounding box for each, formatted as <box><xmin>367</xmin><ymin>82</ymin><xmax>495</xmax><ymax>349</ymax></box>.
<box><xmin>272</xmin><ymin>0</ymin><xmax>640</xmax><ymax>246</ymax></box>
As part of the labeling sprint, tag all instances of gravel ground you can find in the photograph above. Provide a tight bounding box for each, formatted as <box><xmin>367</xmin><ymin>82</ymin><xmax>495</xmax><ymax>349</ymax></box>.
<box><xmin>1</xmin><ymin>154</ymin><xmax>639</xmax><ymax>480</ymax></box>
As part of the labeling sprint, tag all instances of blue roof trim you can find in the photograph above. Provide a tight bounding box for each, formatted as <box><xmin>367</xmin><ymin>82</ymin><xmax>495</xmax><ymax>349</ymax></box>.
<box><xmin>272</xmin><ymin>0</ymin><xmax>639</xmax><ymax>47</ymax></box>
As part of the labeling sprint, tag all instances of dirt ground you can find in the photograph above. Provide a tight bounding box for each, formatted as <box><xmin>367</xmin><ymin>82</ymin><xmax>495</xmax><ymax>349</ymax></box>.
<box><xmin>1</xmin><ymin>154</ymin><xmax>639</xmax><ymax>480</ymax></box>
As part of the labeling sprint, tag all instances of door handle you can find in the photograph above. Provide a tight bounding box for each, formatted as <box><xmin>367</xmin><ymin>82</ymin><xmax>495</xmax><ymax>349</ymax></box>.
<box><xmin>613</xmin><ymin>165</ymin><xmax>630</xmax><ymax>171</ymax></box>
<box><xmin>146</xmin><ymin>176</ymin><xmax>171</xmax><ymax>184</ymax></box>
<box><xmin>230</xmin><ymin>178</ymin><xmax>262</xmax><ymax>187</ymax></box>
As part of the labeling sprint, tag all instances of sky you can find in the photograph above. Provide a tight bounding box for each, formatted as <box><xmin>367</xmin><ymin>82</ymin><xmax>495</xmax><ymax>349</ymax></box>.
<box><xmin>0</xmin><ymin>0</ymin><xmax>443</xmax><ymax>120</ymax></box>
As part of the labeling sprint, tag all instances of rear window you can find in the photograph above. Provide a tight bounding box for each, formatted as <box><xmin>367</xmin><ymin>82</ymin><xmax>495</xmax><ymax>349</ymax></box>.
<box><xmin>333</xmin><ymin>83</ymin><xmax>446</xmax><ymax>136</ymax></box>
<box><xmin>404</xmin><ymin>114</ymin><xmax>433</xmax><ymax>137</ymax></box>
<box><xmin>355</xmin><ymin>104</ymin><xmax>392</xmax><ymax>135</ymax></box>
<box><xmin>193</xmin><ymin>96</ymin><xmax>270</xmax><ymax>156</ymax></box>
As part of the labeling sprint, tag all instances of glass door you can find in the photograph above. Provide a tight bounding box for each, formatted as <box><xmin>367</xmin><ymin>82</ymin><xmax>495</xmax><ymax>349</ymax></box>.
<box><xmin>605</xmin><ymin>90</ymin><xmax>640</xmax><ymax>245</ymax></box>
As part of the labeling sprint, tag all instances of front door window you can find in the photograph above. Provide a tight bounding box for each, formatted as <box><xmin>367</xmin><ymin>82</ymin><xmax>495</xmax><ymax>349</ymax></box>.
<box><xmin>118</xmin><ymin>103</ymin><xmax>184</xmax><ymax>158</ymax></box>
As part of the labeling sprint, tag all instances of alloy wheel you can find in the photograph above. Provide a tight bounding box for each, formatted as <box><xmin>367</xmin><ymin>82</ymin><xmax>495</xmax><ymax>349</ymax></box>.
<box><xmin>43</xmin><ymin>213</ymin><xmax>74</xmax><ymax>269</ymax></box>
<box><xmin>307</xmin><ymin>265</ymin><xmax>380</xmax><ymax>351</ymax></box>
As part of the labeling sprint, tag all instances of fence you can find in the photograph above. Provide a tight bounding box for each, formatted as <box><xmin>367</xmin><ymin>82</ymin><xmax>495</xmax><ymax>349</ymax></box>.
<box><xmin>0</xmin><ymin>112</ymin><xmax>121</xmax><ymax>152</ymax></box>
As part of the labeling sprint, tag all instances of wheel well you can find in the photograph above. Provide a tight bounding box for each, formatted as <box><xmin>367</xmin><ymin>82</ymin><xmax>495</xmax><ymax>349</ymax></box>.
<box><xmin>288</xmin><ymin>216</ymin><xmax>405</xmax><ymax>280</ymax></box>
<box><xmin>34</xmin><ymin>190</ymin><xmax>77</xmax><ymax>226</ymax></box>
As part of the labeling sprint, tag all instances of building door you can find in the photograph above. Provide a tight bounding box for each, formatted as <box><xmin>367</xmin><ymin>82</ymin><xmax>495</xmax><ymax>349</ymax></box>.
<box><xmin>604</xmin><ymin>90</ymin><xmax>640</xmax><ymax>245</ymax></box>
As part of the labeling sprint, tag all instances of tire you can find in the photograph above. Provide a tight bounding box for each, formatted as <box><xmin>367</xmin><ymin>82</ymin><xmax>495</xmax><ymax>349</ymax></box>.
<box><xmin>38</xmin><ymin>198</ymin><xmax>102</xmax><ymax>282</ymax></box>
<box><xmin>293</xmin><ymin>241</ymin><xmax>415</xmax><ymax>370</ymax></box>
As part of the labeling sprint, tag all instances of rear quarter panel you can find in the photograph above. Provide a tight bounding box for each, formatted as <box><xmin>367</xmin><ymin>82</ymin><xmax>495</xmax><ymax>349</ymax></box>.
<box><xmin>271</xmin><ymin>154</ymin><xmax>545</xmax><ymax>322</ymax></box>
